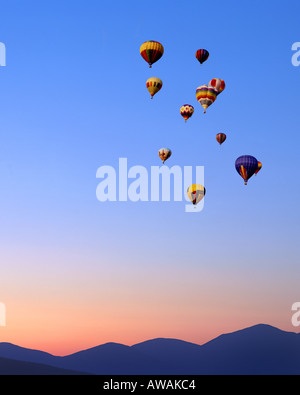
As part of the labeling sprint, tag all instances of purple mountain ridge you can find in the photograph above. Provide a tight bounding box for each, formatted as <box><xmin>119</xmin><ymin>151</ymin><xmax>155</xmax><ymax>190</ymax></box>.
<box><xmin>0</xmin><ymin>324</ymin><xmax>299</xmax><ymax>375</ymax></box>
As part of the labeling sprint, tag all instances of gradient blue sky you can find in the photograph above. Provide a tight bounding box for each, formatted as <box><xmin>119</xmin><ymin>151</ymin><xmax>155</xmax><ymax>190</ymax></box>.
<box><xmin>0</xmin><ymin>0</ymin><xmax>299</xmax><ymax>354</ymax></box>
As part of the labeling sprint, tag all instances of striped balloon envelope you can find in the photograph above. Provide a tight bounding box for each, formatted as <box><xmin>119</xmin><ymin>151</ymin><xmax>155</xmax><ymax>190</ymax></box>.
<box><xmin>235</xmin><ymin>155</ymin><xmax>259</xmax><ymax>185</ymax></box>
<box><xmin>195</xmin><ymin>49</ymin><xmax>209</xmax><ymax>65</ymax></box>
<box><xmin>196</xmin><ymin>85</ymin><xmax>217</xmax><ymax>113</ymax></box>
<box><xmin>216</xmin><ymin>133</ymin><xmax>227</xmax><ymax>146</ymax></box>
<box><xmin>209</xmin><ymin>78</ymin><xmax>226</xmax><ymax>95</ymax></box>
<box><xmin>146</xmin><ymin>77</ymin><xmax>163</xmax><ymax>99</ymax></box>
<box><xmin>140</xmin><ymin>41</ymin><xmax>164</xmax><ymax>68</ymax></box>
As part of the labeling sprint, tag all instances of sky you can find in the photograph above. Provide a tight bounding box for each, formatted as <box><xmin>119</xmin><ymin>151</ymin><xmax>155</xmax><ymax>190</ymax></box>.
<box><xmin>0</xmin><ymin>0</ymin><xmax>299</xmax><ymax>356</ymax></box>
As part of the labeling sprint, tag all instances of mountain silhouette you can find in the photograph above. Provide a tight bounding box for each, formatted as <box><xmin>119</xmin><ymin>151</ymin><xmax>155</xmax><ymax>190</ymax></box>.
<box><xmin>0</xmin><ymin>356</ymin><xmax>89</xmax><ymax>375</ymax></box>
<box><xmin>198</xmin><ymin>324</ymin><xmax>300</xmax><ymax>374</ymax></box>
<box><xmin>0</xmin><ymin>324</ymin><xmax>299</xmax><ymax>375</ymax></box>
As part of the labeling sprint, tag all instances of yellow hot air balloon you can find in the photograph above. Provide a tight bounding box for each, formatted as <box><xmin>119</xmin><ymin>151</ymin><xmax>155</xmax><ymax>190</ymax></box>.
<box><xmin>146</xmin><ymin>77</ymin><xmax>163</xmax><ymax>99</ymax></box>
<box><xmin>140</xmin><ymin>41</ymin><xmax>164</xmax><ymax>68</ymax></box>
<box><xmin>187</xmin><ymin>184</ymin><xmax>206</xmax><ymax>206</ymax></box>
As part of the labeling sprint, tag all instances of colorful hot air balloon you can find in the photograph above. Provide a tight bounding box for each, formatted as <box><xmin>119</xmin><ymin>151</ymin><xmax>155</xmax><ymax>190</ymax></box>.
<box><xmin>146</xmin><ymin>77</ymin><xmax>163</xmax><ymax>99</ymax></box>
<box><xmin>180</xmin><ymin>105</ymin><xmax>194</xmax><ymax>122</ymax></box>
<box><xmin>235</xmin><ymin>155</ymin><xmax>259</xmax><ymax>185</ymax></box>
<box><xmin>209</xmin><ymin>78</ymin><xmax>225</xmax><ymax>95</ymax></box>
<box><xmin>158</xmin><ymin>148</ymin><xmax>172</xmax><ymax>164</ymax></box>
<box><xmin>196</xmin><ymin>85</ymin><xmax>217</xmax><ymax>113</ymax></box>
<box><xmin>140</xmin><ymin>41</ymin><xmax>164</xmax><ymax>68</ymax></box>
<box><xmin>195</xmin><ymin>49</ymin><xmax>209</xmax><ymax>65</ymax></box>
<box><xmin>187</xmin><ymin>184</ymin><xmax>206</xmax><ymax>206</ymax></box>
<box><xmin>216</xmin><ymin>133</ymin><xmax>227</xmax><ymax>146</ymax></box>
<box><xmin>255</xmin><ymin>161</ymin><xmax>262</xmax><ymax>175</ymax></box>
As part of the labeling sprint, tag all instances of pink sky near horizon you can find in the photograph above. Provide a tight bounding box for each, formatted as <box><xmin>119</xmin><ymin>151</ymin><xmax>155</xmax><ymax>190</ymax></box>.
<box><xmin>0</xmin><ymin>300</ymin><xmax>297</xmax><ymax>356</ymax></box>
<box><xmin>0</xmin><ymin>244</ymin><xmax>298</xmax><ymax>356</ymax></box>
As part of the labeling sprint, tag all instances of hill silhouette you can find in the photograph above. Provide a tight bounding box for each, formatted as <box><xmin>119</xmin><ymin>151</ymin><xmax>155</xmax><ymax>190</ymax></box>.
<box><xmin>0</xmin><ymin>324</ymin><xmax>299</xmax><ymax>375</ymax></box>
<box><xmin>0</xmin><ymin>356</ymin><xmax>89</xmax><ymax>375</ymax></box>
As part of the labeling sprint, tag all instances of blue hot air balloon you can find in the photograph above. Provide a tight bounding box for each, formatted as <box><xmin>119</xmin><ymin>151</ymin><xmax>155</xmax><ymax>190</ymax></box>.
<box><xmin>235</xmin><ymin>155</ymin><xmax>259</xmax><ymax>185</ymax></box>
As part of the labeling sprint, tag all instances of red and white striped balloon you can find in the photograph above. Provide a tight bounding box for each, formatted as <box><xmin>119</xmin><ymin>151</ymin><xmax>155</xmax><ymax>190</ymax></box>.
<box><xmin>209</xmin><ymin>78</ymin><xmax>225</xmax><ymax>95</ymax></box>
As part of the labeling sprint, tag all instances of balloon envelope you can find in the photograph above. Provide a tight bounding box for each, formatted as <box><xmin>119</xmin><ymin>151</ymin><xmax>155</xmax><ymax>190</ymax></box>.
<box><xmin>187</xmin><ymin>184</ymin><xmax>206</xmax><ymax>205</ymax></box>
<box><xmin>196</xmin><ymin>85</ymin><xmax>217</xmax><ymax>113</ymax></box>
<box><xmin>158</xmin><ymin>148</ymin><xmax>172</xmax><ymax>164</ymax></box>
<box><xmin>216</xmin><ymin>133</ymin><xmax>227</xmax><ymax>145</ymax></box>
<box><xmin>180</xmin><ymin>104</ymin><xmax>194</xmax><ymax>122</ymax></box>
<box><xmin>255</xmin><ymin>161</ymin><xmax>262</xmax><ymax>175</ymax></box>
<box><xmin>140</xmin><ymin>41</ymin><xmax>164</xmax><ymax>68</ymax></box>
<box><xmin>146</xmin><ymin>77</ymin><xmax>163</xmax><ymax>99</ymax></box>
<box><xmin>195</xmin><ymin>49</ymin><xmax>209</xmax><ymax>65</ymax></box>
<box><xmin>209</xmin><ymin>78</ymin><xmax>225</xmax><ymax>95</ymax></box>
<box><xmin>235</xmin><ymin>155</ymin><xmax>259</xmax><ymax>185</ymax></box>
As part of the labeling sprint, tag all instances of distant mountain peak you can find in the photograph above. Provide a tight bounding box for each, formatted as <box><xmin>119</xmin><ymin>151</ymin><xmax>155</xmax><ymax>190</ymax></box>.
<box><xmin>223</xmin><ymin>323</ymin><xmax>296</xmax><ymax>337</ymax></box>
<box><xmin>132</xmin><ymin>337</ymin><xmax>199</xmax><ymax>347</ymax></box>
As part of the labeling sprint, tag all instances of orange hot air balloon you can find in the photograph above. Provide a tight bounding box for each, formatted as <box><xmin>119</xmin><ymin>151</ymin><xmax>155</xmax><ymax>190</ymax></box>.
<box><xmin>216</xmin><ymin>133</ymin><xmax>227</xmax><ymax>146</ymax></box>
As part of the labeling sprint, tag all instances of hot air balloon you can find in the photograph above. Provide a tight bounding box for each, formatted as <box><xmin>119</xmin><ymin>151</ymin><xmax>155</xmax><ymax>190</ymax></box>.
<box><xmin>216</xmin><ymin>133</ymin><xmax>227</xmax><ymax>146</ymax></box>
<box><xmin>209</xmin><ymin>78</ymin><xmax>225</xmax><ymax>95</ymax></box>
<box><xmin>158</xmin><ymin>148</ymin><xmax>172</xmax><ymax>164</ymax></box>
<box><xmin>255</xmin><ymin>161</ymin><xmax>262</xmax><ymax>175</ymax></box>
<box><xmin>196</xmin><ymin>85</ymin><xmax>217</xmax><ymax>113</ymax></box>
<box><xmin>235</xmin><ymin>155</ymin><xmax>259</xmax><ymax>185</ymax></box>
<box><xmin>187</xmin><ymin>184</ymin><xmax>206</xmax><ymax>206</ymax></box>
<box><xmin>140</xmin><ymin>41</ymin><xmax>164</xmax><ymax>68</ymax></box>
<box><xmin>180</xmin><ymin>105</ymin><xmax>194</xmax><ymax>122</ymax></box>
<box><xmin>195</xmin><ymin>49</ymin><xmax>209</xmax><ymax>65</ymax></box>
<box><xmin>146</xmin><ymin>77</ymin><xmax>163</xmax><ymax>99</ymax></box>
